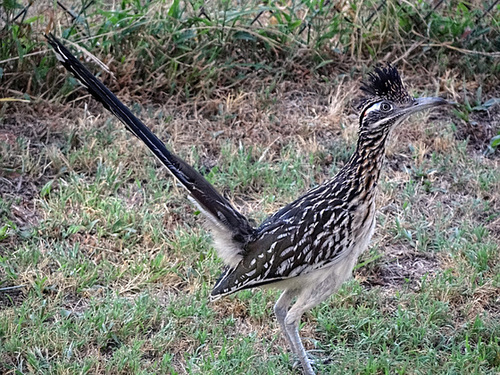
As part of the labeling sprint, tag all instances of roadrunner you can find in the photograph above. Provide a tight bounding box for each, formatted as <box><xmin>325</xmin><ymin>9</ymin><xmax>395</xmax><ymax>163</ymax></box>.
<box><xmin>47</xmin><ymin>34</ymin><xmax>449</xmax><ymax>374</ymax></box>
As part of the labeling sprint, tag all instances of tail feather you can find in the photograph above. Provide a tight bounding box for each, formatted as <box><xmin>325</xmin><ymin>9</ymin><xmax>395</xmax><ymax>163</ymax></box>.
<box><xmin>46</xmin><ymin>34</ymin><xmax>254</xmax><ymax>246</ymax></box>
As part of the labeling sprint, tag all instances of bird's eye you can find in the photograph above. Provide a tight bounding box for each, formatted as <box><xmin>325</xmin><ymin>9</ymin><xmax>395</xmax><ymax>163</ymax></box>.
<box><xmin>380</xmin><ymin>102</ymin><xmax>392</xmax><ymax>111</ymax></box>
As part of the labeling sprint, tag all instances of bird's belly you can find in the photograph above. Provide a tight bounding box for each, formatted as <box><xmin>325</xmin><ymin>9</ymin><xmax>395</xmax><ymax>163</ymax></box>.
<box><xmin>349</xmin><ymin>207</ymin><xmax>377</xmax><ymax>260</ymax></box>
<box><xmin>263</xmin><ymin>211</ymin><xmax>376</xmax><ymax>293</ymax></box>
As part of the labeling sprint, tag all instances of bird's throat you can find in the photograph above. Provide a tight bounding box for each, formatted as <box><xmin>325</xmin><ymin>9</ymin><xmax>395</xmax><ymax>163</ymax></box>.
<box><xmin>344</xmin><ymin>131</ymin><xmax>390</xmax><ymax>200</ymax></box>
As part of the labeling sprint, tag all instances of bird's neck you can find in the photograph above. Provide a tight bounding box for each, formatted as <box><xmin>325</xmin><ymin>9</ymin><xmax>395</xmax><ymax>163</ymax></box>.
<box><xmin>343</xmin><ymin>130</ymin><xmax>390</xmax><ymax>199</ymax></box>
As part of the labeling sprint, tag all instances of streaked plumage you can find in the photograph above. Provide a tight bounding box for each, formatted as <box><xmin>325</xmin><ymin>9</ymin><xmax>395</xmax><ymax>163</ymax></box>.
<box><xmin>46</xmin><ymin>34</ymin><xmax>449</xmax><ymax>375</ymax></box>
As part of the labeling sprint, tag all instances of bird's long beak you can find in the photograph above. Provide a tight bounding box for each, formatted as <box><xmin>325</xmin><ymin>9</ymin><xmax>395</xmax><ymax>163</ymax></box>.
<box><xmin>403</xmin><ymin>96</ymin><xmax>451</xmax><ymax>116</ymax></box>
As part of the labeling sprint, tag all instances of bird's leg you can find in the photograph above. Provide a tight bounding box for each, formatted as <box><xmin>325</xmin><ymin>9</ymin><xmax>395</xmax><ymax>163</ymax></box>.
<box><xmin>282</xmin><ymin>281</ymin><xmax>338</xmax><ymax>375</ymax></box>
<box><xmin>283</xmin><ymin>296</ymin><xmax>317</xmax><ymax>375</ymax></box>
<box><xmin>284</xmin><ymin>315</ymin><xmax>315</xmax><ymax>375</ymax></box>
<box><xmin>274</xmin><ymin>290</ymin><xmax>296</xmax><ymax>353</ymax></box>
<box><xmin>276</xmin><ymin>289</ymin><xmax>317</xmax><ymax>374</ymax></box>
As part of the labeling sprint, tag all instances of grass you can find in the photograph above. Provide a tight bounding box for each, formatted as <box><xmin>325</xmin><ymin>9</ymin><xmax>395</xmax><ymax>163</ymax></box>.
<box><xmin>1</xmin><ymin>73</ymin><xmax>499</xmax><ymax>373</ymax></box>
<box><xmin>1</xmin><ymin>0</ymin><xmax>500</xmax><ymax>374</ymax></box>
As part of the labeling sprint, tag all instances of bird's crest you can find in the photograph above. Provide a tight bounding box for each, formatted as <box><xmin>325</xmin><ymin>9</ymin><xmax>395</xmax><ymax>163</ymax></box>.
<box><xmin>360</xmin><ymin>64</ymin><xmax>412</xmax><ymax>104</ymax></box>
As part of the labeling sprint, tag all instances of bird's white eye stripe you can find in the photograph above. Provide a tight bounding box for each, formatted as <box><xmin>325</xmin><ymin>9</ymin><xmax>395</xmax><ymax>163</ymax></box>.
<box><xmin>363</xmin><ymin>102</ymin><xmax>381</xmax><ymax>117</ymax></box>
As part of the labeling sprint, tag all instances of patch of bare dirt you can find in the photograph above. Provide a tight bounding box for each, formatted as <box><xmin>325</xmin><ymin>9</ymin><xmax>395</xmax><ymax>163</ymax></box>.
<box><xmin>358</xmin><ymin>247</ymin><xmax>441</xmax><ymax>290</ymax></box>
<box><xmin>0</xmin><ymin>102</ymin><xmax>80</xmax><ymax>238</ymax></box>
<box><xmin>0</xmin><ymin>105</ymin><xmax>64</xmax><ymax>190</ymax></box>
<box><xmin>0</xmin><ymin>284</ymin><xmax>26</xmax><ymax>308</ymax></box>
<box><xmin>454</xmin><ymin>105</ymin><xmax>500</xmax><ymax>155</ymax></box>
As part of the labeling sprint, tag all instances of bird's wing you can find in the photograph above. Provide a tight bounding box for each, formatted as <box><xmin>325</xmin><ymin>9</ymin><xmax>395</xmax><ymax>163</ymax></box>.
<box><xmin>210</xmin><ymin>191</ymin><xmax>353</xmax><ymax>299</ymax></box>
<box><xmin>46</xmin><ymin>34</ymin><xmax>254</xmax><ymax>246</ymax></box>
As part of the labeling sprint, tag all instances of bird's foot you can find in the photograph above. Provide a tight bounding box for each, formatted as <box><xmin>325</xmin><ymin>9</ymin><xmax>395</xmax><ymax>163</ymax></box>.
<box><xmin>290</xmin><ymin>351</ymin><xmax>322</xmax><ymax>375</ymax></box>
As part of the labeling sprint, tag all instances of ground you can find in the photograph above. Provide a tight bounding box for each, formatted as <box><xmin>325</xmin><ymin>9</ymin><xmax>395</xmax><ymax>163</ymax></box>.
<box><xmin>0</xmin><ymin>71</ymin><xmax>499</xmax><ymax>374</ymax></box>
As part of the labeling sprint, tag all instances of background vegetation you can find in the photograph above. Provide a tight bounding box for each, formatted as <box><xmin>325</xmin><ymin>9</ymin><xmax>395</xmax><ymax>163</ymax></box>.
<box><xmin>1</xmin><ymin>0</ymin><xmax>499</xmax><ymax>374</ymax></box>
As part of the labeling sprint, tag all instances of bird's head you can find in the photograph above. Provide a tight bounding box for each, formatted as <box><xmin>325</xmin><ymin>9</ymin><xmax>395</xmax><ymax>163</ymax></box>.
<box><xmin>359</xmin><ymin>65</ymin><xmax>448</xmax><ymax>135</ymax></box>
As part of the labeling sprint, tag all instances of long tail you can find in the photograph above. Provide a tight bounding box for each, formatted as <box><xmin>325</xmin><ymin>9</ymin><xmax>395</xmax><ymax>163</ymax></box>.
<box><xmin>46</xmin><ymin>34</ymin><xmax>254</xmax><ymax>244</ymax></box>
